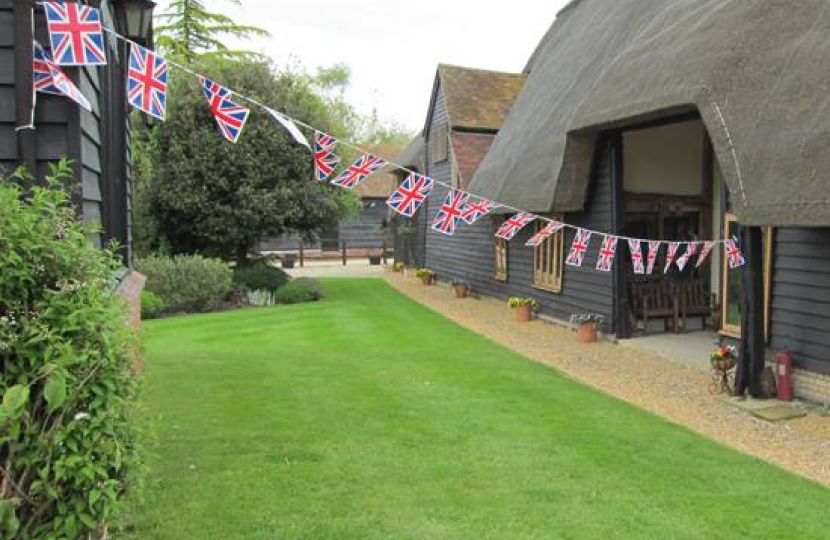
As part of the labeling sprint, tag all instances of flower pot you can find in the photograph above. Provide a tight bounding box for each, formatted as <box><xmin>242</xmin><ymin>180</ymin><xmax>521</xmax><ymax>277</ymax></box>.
<box><xmin>452</xmin><ymin>283</ymin><xmax>468</xmax><ymax>298</ymax></box>
<box><xmin>578</xmin><ymin>321</ymin><xmax>598</xmax><ymax>343</ymax></box>
<box><xmin>369</xmin><ymin>256</ymin><xmax>382</xmax><ymax>266</ymax></box>
<box><xmin>420</xmin><ymin>275</ymin><xmax>434</xmax><ymax>286</ymax></box>
<box><xmin>515</xmin><ymin>304</ymin><xmax>532</xmax><ymax>323</ymax></box>
<box><xmin>710</xmin><ymin>356</ymin><xmax>736</xmax><ymax>372</ymax></box>
<box><xmin>282</xmin><ymin>256</ymin><xmax>296</xmax><ymax>269</ymax></box>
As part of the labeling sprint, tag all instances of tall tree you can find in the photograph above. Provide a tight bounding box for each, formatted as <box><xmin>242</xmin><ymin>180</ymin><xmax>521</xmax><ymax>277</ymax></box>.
<box><xmin>140</xmin><ymin>58</ymin><xmax>360</xmax><ymax>263</ymax></box>
<box><xmin>155</xmin><ymin>0</ymin><xmax>269</xmax><ymax>63</ymax></box>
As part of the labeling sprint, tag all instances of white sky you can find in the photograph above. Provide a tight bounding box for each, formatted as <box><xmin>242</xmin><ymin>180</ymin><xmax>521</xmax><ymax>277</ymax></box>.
<box><xmin>154</xmin><ymin>0</ymin><xmax>570</xmax><ymax>133</ymax></box>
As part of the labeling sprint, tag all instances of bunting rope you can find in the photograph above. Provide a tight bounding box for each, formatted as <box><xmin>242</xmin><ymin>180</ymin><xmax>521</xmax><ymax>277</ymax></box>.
<box><xmin>29</xmin><ymin>0</ymin><xmax>747</xmax><ymax>273</ymax></box>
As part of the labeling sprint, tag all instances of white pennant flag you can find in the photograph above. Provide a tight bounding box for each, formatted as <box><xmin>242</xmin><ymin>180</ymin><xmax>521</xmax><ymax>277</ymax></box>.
<box><xmin>266</xmin><ymin>108</ymin><xmax>310</xmax><ymax>149</ymax></box>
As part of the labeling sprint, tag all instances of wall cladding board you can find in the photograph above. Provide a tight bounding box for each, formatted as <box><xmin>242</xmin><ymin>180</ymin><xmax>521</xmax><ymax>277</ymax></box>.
<box><xmin>770</xmin><ymin>227</ymin><xmax>830</xmax><ymax>375</ymax></box>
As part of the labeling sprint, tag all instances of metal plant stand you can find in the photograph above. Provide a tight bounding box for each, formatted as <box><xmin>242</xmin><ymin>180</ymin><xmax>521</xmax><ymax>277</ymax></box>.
<box><xmin>709</xmin><ymin>357</ymin><xmax>737</xmax><ymax>395</ymax></box>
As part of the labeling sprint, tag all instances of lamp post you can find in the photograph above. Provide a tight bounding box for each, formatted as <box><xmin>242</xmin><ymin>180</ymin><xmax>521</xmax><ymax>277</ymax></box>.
<box><xmin>111</xmin><ymin>0</ymin><xmax>155</xmax><ymax>47</ymax></box>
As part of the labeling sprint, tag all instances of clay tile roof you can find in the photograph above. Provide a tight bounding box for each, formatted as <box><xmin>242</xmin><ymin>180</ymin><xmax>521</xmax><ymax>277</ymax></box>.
<box><xmin>438</xmin><ymin>64</ymin><xmax>526</xmax><ymax>130</ymax></box>
<box><xmin>355</xmin><ymin>142</ymin><xmax>407</xmax><ymax>199</ymax></box>
<box><xmin>450</xmin><ymin>132</ymin><xmax>496</xmax><ymax>189</ymax></box>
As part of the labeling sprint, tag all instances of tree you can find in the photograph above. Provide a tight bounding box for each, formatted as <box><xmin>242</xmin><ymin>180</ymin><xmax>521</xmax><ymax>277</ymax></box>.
<box><xmin>155</xmin><ymin>0</ymin><xmax>269</xmax><ymax>63</ymax></box>
<box><xmin>142</xmin><ymin>58</ymin><xmax>360</xmax><ymax>264</ymax></box>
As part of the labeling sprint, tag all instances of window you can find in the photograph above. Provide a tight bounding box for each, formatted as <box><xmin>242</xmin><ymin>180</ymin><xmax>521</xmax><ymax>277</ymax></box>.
<box><xmin>495</xmin><ymin>218</ymin><xmax>508</xmax><ymax>281</ymax></box>
<box><xmin>720</xmin><ymin>213</ymin><xmax>773</xmax><ymax>339</ymax></box>
<box><xmin>432</xmin><ymin>123</ymin><xmax>448</xmax><ymax>163</ymax></box>
<box><xmin>533</xmin><ymin>220</ymin><xmax>565</xmax><ymax>292</ymax></box>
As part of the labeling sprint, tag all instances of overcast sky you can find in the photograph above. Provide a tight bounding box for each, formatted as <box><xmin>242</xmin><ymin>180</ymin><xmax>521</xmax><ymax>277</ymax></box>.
<box><xmin>155</xmin><ymin>0</ymin><xmax>570</xmax><ymax>133</ymax></box>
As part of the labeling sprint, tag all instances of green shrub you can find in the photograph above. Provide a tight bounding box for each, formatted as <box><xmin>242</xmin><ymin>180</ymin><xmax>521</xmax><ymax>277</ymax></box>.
<box><xmin>233</xmin><ymin>259</ymin><xmax>289</xmax><ymax>293</ymax></box>
<box><xmin>136</xmin><ymin>254</ymin><xmax>232</xmax><ymax>313</ymax></box>
<box><xmin>0</xmin><ymin>162</ymin><xmax>140</xmax><ymax>537</ymax></box>
<box><xmin>273</xmin><ymin>278</ymin><xmax>324</xmax><ymax>304</ymax></box>
<box><xmin>140</xmin><ymin>290</ymin><xmax>165</xmax><ymax>319</ymax></box>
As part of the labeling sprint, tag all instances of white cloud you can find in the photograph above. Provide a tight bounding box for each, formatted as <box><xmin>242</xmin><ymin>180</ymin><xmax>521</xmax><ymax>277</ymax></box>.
<box><xmin>154</xmin><ymin>0</ymin><xmax>569</xmax><ymax>132</ymax></box>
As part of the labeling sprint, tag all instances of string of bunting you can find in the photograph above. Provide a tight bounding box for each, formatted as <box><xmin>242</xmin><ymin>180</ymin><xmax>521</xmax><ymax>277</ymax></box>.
<box><xmin>27</xmin><ymin>0</ymin><xmax>748</xmax><ymax>274</ymax></box>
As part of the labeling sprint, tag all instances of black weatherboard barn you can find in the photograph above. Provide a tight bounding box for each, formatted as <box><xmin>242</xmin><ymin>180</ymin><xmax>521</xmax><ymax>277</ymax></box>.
<box><xmin>0</xmin><ymin>0</ymin><xmax>153</xmax><ymax>263</ymax></box>
<box><xmin>403</xmin><ymin>0</ymin><xmax>830</xmax><ymax>402</ymax></box>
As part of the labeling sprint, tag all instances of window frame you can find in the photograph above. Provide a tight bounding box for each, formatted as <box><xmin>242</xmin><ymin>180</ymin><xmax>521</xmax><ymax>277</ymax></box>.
<box><xmin>719</xmin><ymin>213</ymin><xmax>773</xmax><ymax>339</ymax></box>
<box><xmin>532</xmin><ymin>217</ymin><xmax>565</xmax><ymax>293</ymax></box>
<box><xmin>494</xmin><ymin>217</ymin><xmax>508</xmax><ymax>281</ymax></box>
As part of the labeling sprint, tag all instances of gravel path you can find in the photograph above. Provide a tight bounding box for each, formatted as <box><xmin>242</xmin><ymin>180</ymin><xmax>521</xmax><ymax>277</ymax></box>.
<box><xmin>386</xmin><ymin>272</ymin><xmax>830</xmax><ymax>487</ymax></box>
<box><xmin>285</xmin><ymin>261</ymin><xmax>386</xmax><ymax>278</ymax></box>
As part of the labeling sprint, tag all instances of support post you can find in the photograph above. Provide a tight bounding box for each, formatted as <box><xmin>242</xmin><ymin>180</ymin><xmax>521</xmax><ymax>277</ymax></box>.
<box><xmin>299</xmin><ymin>239</ymin><xmax>304</xmax><ymax>268</ymax></box>
<box><xmin>735</xmin><ymin>226</ymin><xmax>765</xmax><ymax>397</ymax></box>
<box><xmin>341</xmin><ymin>241</ymin><xmax>347</xmax><ymax>266</ymax></box>
<box><xmin>13</xmin><ymin>0</ymin><xmax>37</xmax><ymax>174</ymax></box>
<box><xmin>382</xmin><ymin>240</ymin><xmax>387</xmax><ymax>265</ymax></box>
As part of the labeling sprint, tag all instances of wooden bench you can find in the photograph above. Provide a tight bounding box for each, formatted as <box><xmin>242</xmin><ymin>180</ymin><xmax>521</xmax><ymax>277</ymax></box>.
<box><xmin>629</xmin><ymin>282</ymin><xmax>679</xmax><ymax>335</ymax></box>
<box><xmin>674</xmin><ymin>281</ymin><xmax>716</xmax><ymax>332</ymax></box>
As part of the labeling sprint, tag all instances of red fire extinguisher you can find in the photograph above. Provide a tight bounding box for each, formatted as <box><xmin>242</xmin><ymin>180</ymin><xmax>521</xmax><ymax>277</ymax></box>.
<box><xmin>775</xmin><ymin>348</ymin><xmax>793</xmax><ymax>401</ymax></box>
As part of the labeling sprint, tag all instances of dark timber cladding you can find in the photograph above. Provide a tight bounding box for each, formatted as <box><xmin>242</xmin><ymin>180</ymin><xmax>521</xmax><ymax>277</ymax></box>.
<box><xmin>771</xmin><ymin>228</ymin><xmax>830</xmax><ymax>375</ymax></box>
<box><xmin>1</xmin><ymin>0</ymin><xmax>133</xmax><ymax>258</ymax></box>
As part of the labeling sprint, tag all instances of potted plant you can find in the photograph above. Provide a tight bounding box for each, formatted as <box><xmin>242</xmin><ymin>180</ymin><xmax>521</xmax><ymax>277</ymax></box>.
<box><xmin>369</xmin><ymin>254</ymin><xmax>382</xmax><ymax>266</ymax></box>
<box><xmin>710</xmin><ymin>344</ymin><xmax>737</xmax><ymax>372</ymax></box>
<box><xmin>507</xmin><ymin>297</ymin><xmax>538</xmax><ymax>322</ymax></box>
<box><xmin>573</xmin><ymin>313</ymin><xmax>603</xmax><ymax>343</ymax></box>
<box><xmin>450</xmin><ymin>278</ymin><xmax>469</xmax><ymax>298</ymax></box>
<box><xmin>415</xmin><ymin>268</ymin><xmax>435</xmax><ymax>285</ymax></box>
<box><xmin>281</xmin><ymin>253</ymin><xmax>297</xmax><ymax>269</ymax></box>
<box><xmin>393</xmin><ymin>262</ymin><xmax>405</xmax><ymax>273</ymax></box>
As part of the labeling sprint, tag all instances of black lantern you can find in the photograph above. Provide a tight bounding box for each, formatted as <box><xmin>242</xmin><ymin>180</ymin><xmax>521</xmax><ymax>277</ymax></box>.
<box><xmin>111</xmin><ymin>0</ymin><xmax>155</xmax><ymax>47</ymax></box>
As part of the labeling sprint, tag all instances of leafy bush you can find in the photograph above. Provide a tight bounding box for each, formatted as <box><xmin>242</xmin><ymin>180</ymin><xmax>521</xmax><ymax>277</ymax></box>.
<box><xmin>140</xmin><ymin>291</ymin><xmax>165</xmax><ymax>319</ymax></box>
<box><xmin>507</xmin><ymin>297</ymin><xmax>538</xmax><ymax>309</ymax></box>
<box><xmin>273</xmin><ymin>278</ymin><xmax>324</xmax><ymax>304</ymax></box>
<box><xmin>233</xmin><ymin>259</ymin><xmax>289</xmax><ymax>293</ymax></box>
<box><xmin>136</xmin><ymin>254</ymin><xmax>232</xmax><ymax>314</ymax></box>
<box><xmin>0</xmin><ymin>162</ymin><xmax>140</xmax><ymax>537</ymax></box>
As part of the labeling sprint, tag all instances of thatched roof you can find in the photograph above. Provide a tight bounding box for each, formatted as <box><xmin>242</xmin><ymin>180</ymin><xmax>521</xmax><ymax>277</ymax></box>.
<box><xmin>437</xmin><ymin>64</ymin><xmax>526</xmax><ymax>130</ymax></box>
<box><xmin>469</xmin><ymin>0</ymin><xmax>830</xmax><ymax>226</ymax></box>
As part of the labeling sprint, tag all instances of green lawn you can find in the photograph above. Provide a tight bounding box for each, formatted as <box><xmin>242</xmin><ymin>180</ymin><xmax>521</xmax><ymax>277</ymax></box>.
<box><xmin>124</xmin><ymin>279</ymin><xmax>830</xmax><ymax>539</ymax></box>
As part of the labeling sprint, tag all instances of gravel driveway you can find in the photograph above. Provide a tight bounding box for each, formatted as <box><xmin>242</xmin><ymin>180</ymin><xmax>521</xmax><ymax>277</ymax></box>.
<box><xmin>386</xmin><ymin>271</ymin><xmax>830</xmax><ymax>487</ymax></box>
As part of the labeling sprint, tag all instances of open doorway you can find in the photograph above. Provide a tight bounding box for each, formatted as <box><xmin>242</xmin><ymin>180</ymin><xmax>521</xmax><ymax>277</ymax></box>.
<box><xmin>619</xmin><ymin>118</ymin><xmax>720</xmax><ymax>337</ymax></box>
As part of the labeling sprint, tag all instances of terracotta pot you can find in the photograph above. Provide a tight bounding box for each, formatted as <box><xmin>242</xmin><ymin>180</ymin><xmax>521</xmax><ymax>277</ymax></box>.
<box><xmin>420</xmin><ymin>275</ymin><xmax>434</xmax><ymax>286</ymax></box>
<box><xmin>578</xmin><ymin>321</ymin><xmax>598</xmax><ymax>343</ymax></box>
<box><xmin>452</xmin><ymin>283</ymin><xmax>468</xmax><ymax>298</ymax></box>
<box><xmin>515</xmin><ymin>304</ymin><xmax>532</xmax><ymax>323</ymax></box>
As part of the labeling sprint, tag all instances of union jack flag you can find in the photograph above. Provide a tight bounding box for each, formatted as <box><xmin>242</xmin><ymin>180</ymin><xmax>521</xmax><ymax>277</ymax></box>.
<box><xmin>565</xmin><ymin>228</ymin><xmax>592</xmax><ymax>267</ymax></box>
<box><xmin>331</xmin><ymin>154</ymin><xmax>387</xmax><ymax>189</ymax></box>
<box><xmin>596</xmin><ymin>235</ymin><xmax>618</xmax><ymax>272</ymax></box>
<box><xmin>664</xmin><ymin>242</ymin><xmax>681</xmax><ymax>274</ymax></box>
<box><xmin>431</xmin><ymin>189</ymin><xmax>470</xmax><ymax>236</ymax></box>
<box><xmin>726</xmin><ymin>237</ymin><xmax>746</xmax><ymax>269</ymax></box>
<box><xmin>646</xmin><ymin>241</ymin><xmax>661</xmax><ymax>275</ymax></box>
<box><xmin>44</xmin><ymin>1</ymin><xmax>106</xmax><ymax>66</ymax></box>
<box><xmin>387</xmin><ymin>172</ymin><xmax>433</xmax><ymax>217</ymax></box>
<box><xmin>627</xmin><ymin>239</ymin><xmax>645</xmax><ymax>274</ymax></box>
<box><xmin>313</xmin><ymin>131</ymin><xmax>340</xmax><ymax>181</ymax></box>
<box><xmin>200</xmin><ymin>77</ymin><xmax>249</xmax><ymax>143</ymax></box>
<box><xmin>675</xmin><ymin>242</ymin><xmax>699</xmax><ymax>272</ymax></box>
<box><xmin>461</xmin><ymin>197</ymin><xmax>497</xmax><ymax>224</ymax></box>
<box><xmin>199</xmin><ymin>76</ymin><xmax>231</xmax><ymax>99</ymax></box>
<box><xmin>127</xmin><ymin>43</ymin><xmax>168</xmax><ymax>121</ymax></box>
<box><xmin>33</xmin><ymin>41</ymin><xmax>61</xmax><ymax>95</ymax></box>
<box><xmin>496</xmin><ymin>212</ymin><xmax>536</xmax><ymax>241</ymax></box>
<box><xmin>526</xmin><ymin>220</ymin><xmax>564</xmax><ymax>247</ymax></box>
<box><xmin>696</xmin><ymin>241</ymin><xmax>715</xmax><ymax>268</ymax></box>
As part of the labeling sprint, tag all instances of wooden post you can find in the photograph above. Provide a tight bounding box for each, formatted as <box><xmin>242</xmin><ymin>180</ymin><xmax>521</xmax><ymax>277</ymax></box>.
<box><xmin>610</xmin><ymin>133</ymin><xmax>628</xmax><ymax>338</ymax></box>
<box><xmin>735</xmin><ymin>226</ymin><xmax>765</xmax><ymax>397</ymax></box>
<box><xmin>13</xmin><ymin>0</ymin><xmax>37</xmax><ymax>174</ymax></box>
<box><xmin>299</xmin><ymin>238</ymin><xmax>304</xmax><ymax>268</ymax></box>
<box><xmin>382</xmin><ymin>240</ymin><xmax>387</xmax><ymax>265</ymax></box>
<box><xmin>341</xmin><ymin>241</ymin><xmax>347</xmax><ymax>266</ymax></box>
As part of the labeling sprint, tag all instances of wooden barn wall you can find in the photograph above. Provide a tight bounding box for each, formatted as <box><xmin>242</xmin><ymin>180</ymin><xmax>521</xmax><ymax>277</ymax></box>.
<box><xmin>338</xmin><ymin>198</ymin><xmax>389</xmax><ymax>246</ymax></box>
<box><xmin>770</xmin><ymin>228</ymin><xmax>830</xmax><ymax>375</ymax></box>
<box><xmin>79</xmin><ymin>64</ymin><xmax>104</xmax><ymax>248</ymax></box>
<box><xmin>421</xmin><ymin>81</ymin><xmax>616</xmax><ymax>331</ymax></box>
<box><xmin>0</xmin><ymin>0</ymin><xmax>15</xmax><ymax>175</ymax></box>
